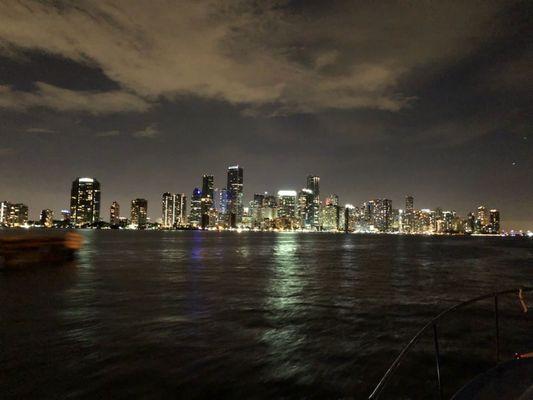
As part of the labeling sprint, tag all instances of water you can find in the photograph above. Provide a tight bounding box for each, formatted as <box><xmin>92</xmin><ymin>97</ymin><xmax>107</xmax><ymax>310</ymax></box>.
<box><xmin>2</xmin><ymin>231</ymin><xmax>532</xmax><ymax>399</ymax></box>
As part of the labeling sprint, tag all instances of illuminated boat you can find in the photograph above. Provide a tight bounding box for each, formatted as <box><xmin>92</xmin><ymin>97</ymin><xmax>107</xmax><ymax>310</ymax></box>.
<box><xmin>369</xmin><ymin>288</ymin><xmax>533</xmax><ymax>399</ymax></box>
<box><xmin>0</xmin><ymin>232</ymin><xmax>83</xmax><ymax>269</ymax></box>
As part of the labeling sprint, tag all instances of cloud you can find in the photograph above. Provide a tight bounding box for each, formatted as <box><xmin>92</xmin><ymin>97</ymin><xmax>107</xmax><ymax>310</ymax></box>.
<box><xmin>0</xmin><ymin>82</ymin><xmax>150</xmax><ymax>114</ymax></box>
<box><xmin>26</xmin><ymin>127</ymin><xmax>56</xmax><ymax>133</ymax></box>
<box><xmin>0</xmin><ymin>147</ymin><xmax>15</xmax><ymax>156</ymax></box>
<box><xmin>0</xmin><ymin>1</ymin><xmax>503</xmax><ymax>115</ymax></box>
<box><xmin>96</xmin><ymin>129</ymin><xmax>121</xmax><ymax>137</ymax></box>
<box><xmin>133</xmin><ymin>124</ymin><xmax>158</xmax><ymax>138</ymax></box>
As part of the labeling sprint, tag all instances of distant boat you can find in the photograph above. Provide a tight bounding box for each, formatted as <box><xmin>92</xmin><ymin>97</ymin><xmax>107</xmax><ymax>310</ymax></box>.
<box><xmin>0</xmin><ymin>232</ymin><xmax>83</xmax><ymax>269</ymax></box>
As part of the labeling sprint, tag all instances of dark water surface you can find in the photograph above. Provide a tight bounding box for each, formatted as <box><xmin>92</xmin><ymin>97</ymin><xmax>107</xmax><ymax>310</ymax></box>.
<box><xmin>2</xmin><ymin>231</ymin><xmax>532</xmax><ymax>399</ymax></box>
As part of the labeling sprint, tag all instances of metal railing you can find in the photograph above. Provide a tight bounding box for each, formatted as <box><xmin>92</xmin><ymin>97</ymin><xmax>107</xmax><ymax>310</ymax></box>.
<box><xmin>368</xmin><ymin>287</ymin><xmax>532</xmax><ymax>399</ymax></box>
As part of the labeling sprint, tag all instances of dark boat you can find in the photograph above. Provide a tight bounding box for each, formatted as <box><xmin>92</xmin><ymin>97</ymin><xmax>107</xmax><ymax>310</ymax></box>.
<box><xmin>0</xmin><ymin>232</ymin><xmax>83</xmax><ymax>269</ymax></box>
<box><xmin>369</xmin><ymin>288</ymin><xmax>532</xmax><ymax>399</ymax></box>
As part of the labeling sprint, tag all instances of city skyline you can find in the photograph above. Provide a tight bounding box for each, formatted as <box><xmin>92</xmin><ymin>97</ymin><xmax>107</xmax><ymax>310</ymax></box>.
<box><xmin>0</xmin><ymin>168</ymin><xmax>510</xmax><ymax>234</ymax></box>
<box><xmin>0</xmin><ymin>1</ymin><xmax>530</xmax><ymax>229</ymax></box>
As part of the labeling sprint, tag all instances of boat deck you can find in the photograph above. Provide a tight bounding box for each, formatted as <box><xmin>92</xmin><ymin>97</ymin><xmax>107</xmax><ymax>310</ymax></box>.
<box><xmin>452</xmin><ymin>358</ymin><xmax>533</xmax><ymax>400</ymax></box>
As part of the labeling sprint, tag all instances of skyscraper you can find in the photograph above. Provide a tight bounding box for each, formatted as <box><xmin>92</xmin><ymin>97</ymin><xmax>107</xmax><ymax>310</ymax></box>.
<box><xmin>130</xmin><ymin>198</ymin><xmax>148</xmax><ymax>229</ymax></box>
<box><xmin>70</xmin><ymin>177</ymin><xmax>100</xmax><ymax>227</ymax></box>
<box><xmin>306</xmin><ymin>175</ymin><xmax>320</xmax><ymax>229</ymax></box>
<box><xmin>227</xmin><ymin>165</ymin><xmax>244</xmax><ymax>227</ymax></box>
<box><xmin>189</xmin><ymin>188</ymin><xmax>202</xmax><ymax>227</ymax></box>
<box><xmin>174</xmin><ymin>194</ymin><xmax>187</xmax><ymax>227</ymax></box>
<box><xmin>405</xmin><ymin>195</ymin><xmax>414</xmax><ymax>233</ymax></box>
<box><xmin>110</xmin><ymin>201</ymin><xmax>120</xmax><ymax>226</ymax></box>
<box><xmin>162</xmin><ymin>192</ymin><xmax>175</xmax><ymax>228</ymax></box>
<box><xmin>40</xmin><ymin>209</ymin><xmax>54</xmax><ymax>228</ymax></box>
<box><xmin>322</xmin><ymin>194</ymin><xmax>340</xmax><ymax>231</ymax></box>
<box><xmin>277</xmin><ymin>190</ymin><xmax>297</xmax><ymax>219</ymax></box>
<box><xmin>3</xmin><ymin>203</ymin><xmax>29</xmax><ymax>227</ymax></box>
<box><xmin>298</xmin><ymin>188</ymin><xmax>314</xmax><ymax>229</ymax></box>
<box><xmin>476</xmin><ymin>205</ymin><xmax>488</xmax><ymax>233</ymax></box>
<box><xmin>489</xmin><ymin>209</ymin><xmax>500</xmax><ymax>234</ymax></box>
<box><xmin>201</xmin><ymin>174</ymin><xmax>214</xmax><ymax>228</ymax></box>
<box><xmin>374</xmin><ymin>199</ymin><xmax>393</xmax><ymax>232</ymax></box>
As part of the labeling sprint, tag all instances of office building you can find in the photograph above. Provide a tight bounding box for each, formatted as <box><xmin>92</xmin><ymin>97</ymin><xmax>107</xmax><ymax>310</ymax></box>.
<box><xmin>70</xmin><ymin>177</ymin><xmax>101</xmax><ymax>227</ymax></box>
<box><xmin>110</xmin><ymin>201</ymin><xmax>120</xmax><ymax>226</ymax></box>
<box><xmin>227</xmin><ymin>165</ymin><xmax>244</xmax><ymax>227</ymax></box>
<box><xmin>40</xmin><ymin>209</ymin><xmax>54</xmax><ymax>228</ymax></box>
<box><xmin>130</xmin><ymin>198</ymin><xmax>148</xmax><ymax>229</ymax></box>
<box><xmin>306</xmin><ymin>175</ymin><xmax>320</xmax><ymax>229</ymax></box>
<box><xmin>189</xmin><ymin>188</ymin><xmax>202</xmax><ymax>227</ymax></box>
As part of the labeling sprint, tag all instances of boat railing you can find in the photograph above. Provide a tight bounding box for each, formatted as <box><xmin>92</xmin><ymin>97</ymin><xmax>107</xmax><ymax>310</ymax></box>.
<box><xmin>368</xmin><ymin>287</ymin><xmax>532</xmax><ymax>399</ymax></box>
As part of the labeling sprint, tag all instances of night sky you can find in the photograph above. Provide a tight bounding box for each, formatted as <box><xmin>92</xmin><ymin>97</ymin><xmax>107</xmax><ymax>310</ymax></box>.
<box><xmin>0</xmin><ymin>1</ymin><xmax>531</xmax><ymax>229</ymax></box>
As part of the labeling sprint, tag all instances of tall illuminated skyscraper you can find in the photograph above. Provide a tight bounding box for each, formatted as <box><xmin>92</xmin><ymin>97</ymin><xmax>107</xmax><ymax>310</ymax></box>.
<box><xmin>306</xmin><ymin>175</ymin><xmax>320</xmax><ymax>229</ymax></box>
<box><xmin>70</xmin><ymin>177</ymin><xmax>101</xmax><ymax>227</ymax></box>
<box><xmin>40</xmin><ymin>209</ymin><xmax>54</xmax><ymax>228</ymax></box>
<box><xmin>110</xmin><ymin>201</ymin><xmax>120</xmax><ymax>226</ymax></box>
<box><xmin>489</xmin><ymin>209</ymin><xmax>500</xmax><ymax>234</ymax></box>
<box><xmin>201</xmin><ymin>174</ymin><xmax>214</xmax><ymax>228</ymax></box>
<box><xmin>405</xmin><ymin>195</ymin><xmax>414</xmax><ymax>233</ymax></box>
<box><xmin>277</xmin><ymin>190</ymin><xmax>297</xmax><ymax>219</ymax></box>
<box><xmin>162</xmin><ymin>192</ymin><xmax>175</xmax><ymax>228</ymax></box>
<box><xmin>227</xmin><ymin>165</ymin><xmax>244</xmax><ymax>227</ymax></box>
<box><xmin>189</xmin><ymin>188</ymin><xmax>202</xmax><ymax>227</ymax></box>
<box><xmin>298</xmin><ymin>188</ymin><xmax>314</xmax><ymax>229</ymax></box>
<box><xmin>130</xmin><ymin>198</ymin><xmax>148</xmax><ymax>229</ymax></box>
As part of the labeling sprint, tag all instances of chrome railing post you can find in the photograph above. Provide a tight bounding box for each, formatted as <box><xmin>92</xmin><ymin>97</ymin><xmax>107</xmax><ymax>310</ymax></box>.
<box><xmin>494</xmin><ymin>295</ymin><xmax>500</xmax><ymax>363</ymax></box>
<box><xmin>433</xmin><ymin>324</ymin><xmax>443</xmax><ymax>400</ymax></box>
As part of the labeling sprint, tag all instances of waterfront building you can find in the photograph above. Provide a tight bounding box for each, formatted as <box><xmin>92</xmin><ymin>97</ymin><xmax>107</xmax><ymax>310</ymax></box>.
<box><xmin>297</xmin><ymin>188</ymin><xmax>314</xmax><ymax>229</ymax></box>
<box><xmin>344</xmin><ymin>204</ymin><xmax>357</xmax><ymax>232</ymax></box>
<box><xmin>374</xmin><ymin>199</ymin><xmax>393</xmax><ymax>232</ymax></box>
<box><xmin>321</xmin><ymin>195</ymin><xmax>340</xmax><ymax>231</ymax></box>
<box><xmin>174</xmin><ymin>194</ymin><xmax>187</xmax><ymax>227</ymax></box>
<box><xmin>404</xmin><ymin>195</ymin><xmax>414</xmax><ymax>233</ymax></box>
<box><xmin>2</xmin><ymin>203</ymin><xmax>29</xmax><ymax>227</ymax></box>
<box><xmin>489</xmin><ymin>209</ymin><xmax>500</xmax><ymax>234</ymax></box>
<box><xmin>201</xmin><ymin>174</ymin><xmax>214</xmax><ymax>229</ymax></box>
<box><xmin>130</xmin><ymin>198</ymin><xmax>148</xmax><ymax>229</ymax></box>
<box><xmin>40</xmin><ymin>209</ymin><xmax>54</xmax><ymax>228</ymax></box>
<box><xmin>277</xmin><ymin>190</ymin><xmax>297</xmax><ymax>219</ymax></box>
<box><xmin>306</xmin><ymin>175</ymin><xmax>320</xmax><ymax>229</ymax></box>
<box><xmin>476</xmin><ymin>205</ymin><xmax>488</xmax><ymax>233</ymax></box>
<box><xmin>110</xmin><ymin>201</ymin><xmax>120</xmax><ymax>226</ymax></box>
<box><xmin>162</xmin><ymin>193</ymin><xmax>175</xmax><ymax>228</ymax></box>
<box><xmin>0</xmin><ymin>201</ymin><xmax>8</xmax><ymax>225</ymax></box>
<box><xmin>189</xmin><ymin>188</ymin><xmax>202</xmax><ymax>227</ymax></box>
<box><xmin>70</xmin><ymin>177</ymin><xmax>101</xmax><ymax>227</ymax></box>
<box><xmin>227</xmin><ymin>165</ymin><xmax>244</xmax><ymax>227</ymax></box>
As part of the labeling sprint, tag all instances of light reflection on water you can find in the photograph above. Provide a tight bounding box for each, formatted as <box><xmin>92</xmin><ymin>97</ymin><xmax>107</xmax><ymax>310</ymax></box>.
<box><xmin>1</xmin><ymin>230</ymin><xmax>532</xmax><ymax>399</ymax></box>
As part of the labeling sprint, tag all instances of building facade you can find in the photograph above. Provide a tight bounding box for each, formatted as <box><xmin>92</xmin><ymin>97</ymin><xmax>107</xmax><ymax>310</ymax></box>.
<box><xmin>70</xmin><ymin>177</ymin><xmax>101</xmax><ymax>227</ymax></box>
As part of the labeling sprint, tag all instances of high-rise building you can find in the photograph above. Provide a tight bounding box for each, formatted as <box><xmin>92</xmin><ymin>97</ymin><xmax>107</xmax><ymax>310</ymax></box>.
<box><xmin>374</xmin><ymin>199</ymin><xmax>393</xmax><ymax>232</ymax></box>
<box><xmin>70</xmin><ymin>177</ymin><xmax>101</xmax><ymax>227</ymax></box>
<box><xmin>404</xmin><ymin>195</ymin><xmax>414</xmax><ymax>233</ymax></box>
<box><xmin>40</xmin><ymin>209</ymin><xmax>54</xmax><ymax>228</ymax></box>
<box><xmin>476</xmin><ymin>206</ymin><xmax>488</xmax><ymax>233</ymax></box>
<box><xmin>162</xmin><ymin>192</ymin><xmax>175</xmax><ymax>228</ymax></box>
<box><xmin>201</xmin><ymin>175</ymin><xmax>214</xmax><ymax>228</ymax></box>
<box><xmin>306</xmin><ymin>175</ymin><xmax>320</xmax><ymax>229</ymax></box>
<box><xmin>344</xmin><ymin>204</ymin><xmax>357</xmax><ymax>232</ymax></box>
<box><xmin>321</xmin><ymin>194</ymin><xmax>340</xmax><ymax>231</ymax></box>
<box><xmin>298</xmin><ymin>188</ymin><xmax>314</xmax><ymax>229</ymax></box>
<box><xmin>0</xmin><ymin>201</ymin><xmax>8</xmax><ymax>225</ymax></box>
<box><xmin>130</xmin><ymin>198</ymin><xmax>148</xmax><ymax>229</ymax></box>
<box><xmin>189</xmin><ymin>188</ymin><xmax>202</xmax><ymax>227</ymax></box>
<box><xmin>174</xmin><ymin>194</ymin><xmax>187</xmax><ymax>227</ymax></box>
<box><xmin>277</xmin><ymin>190</ymin><xmax>297</xmax><ymax>219</ymax></box>
<box><xmin>3</xmin><ymin>203</ymin><xmax>29</xmax><ymax>227</ymax></box>
<box><xmin>489</xmin><ymin>209</ymin><xmax>500</xmax><ymax>234</ymax></box>
<box><xmin>110</xmin><ymin>201</ymin><xmax>120</xmax><ymax>226</ymax></box>
<box><xmin>227</xmin><ymin>165</ymin><xmax>244</xmax><ymax>227</ymax></box>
